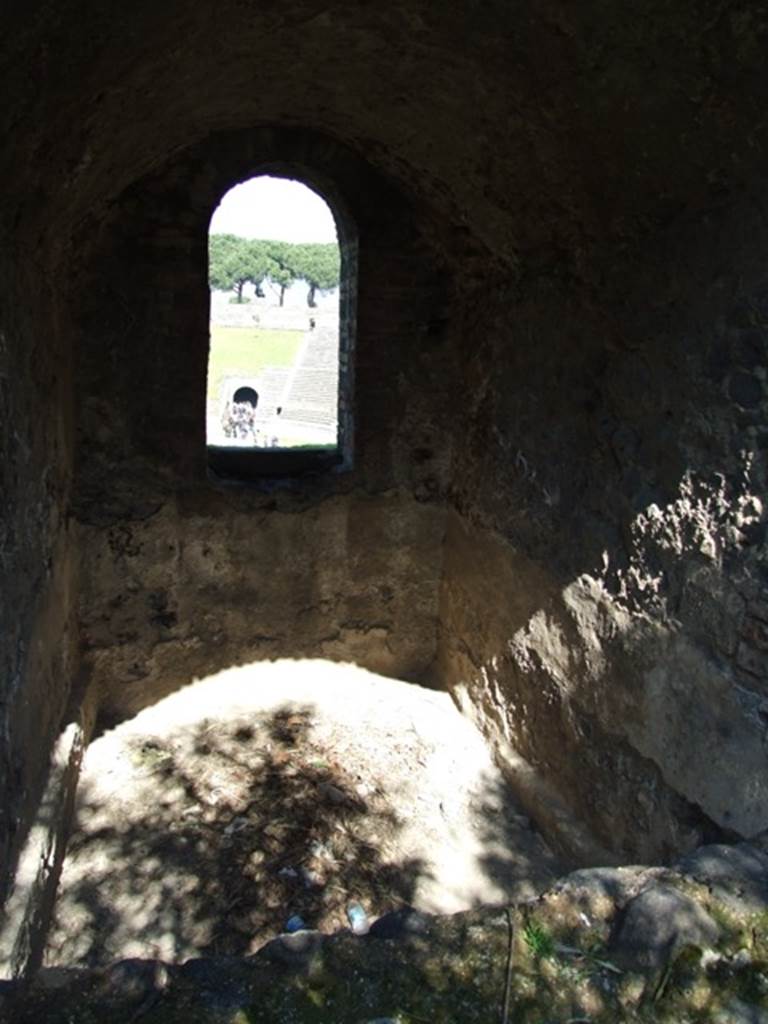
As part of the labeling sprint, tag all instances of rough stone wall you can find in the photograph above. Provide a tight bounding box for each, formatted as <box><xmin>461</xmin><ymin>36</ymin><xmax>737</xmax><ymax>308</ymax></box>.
<box><xmin>72</xmin><ymin>128</ymin><xmax>456</xmax><ymax>725</ymax></box>
<box><xmin>437</xmin><ymin>193</ymin><xmax>768</xmax><ymax>864</ymax></box>
<box><xmin>0</xmin><ymin>245</ymin><xmax>80</xmax><ymax>956</ymax></box>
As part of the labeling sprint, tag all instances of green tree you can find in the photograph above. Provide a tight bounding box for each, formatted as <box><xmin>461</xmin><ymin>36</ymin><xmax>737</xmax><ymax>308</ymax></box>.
<box><xmin>208</xmin><ymin>235</ymin><xmax>273</xmax><ymax>302</ymax></box>
<box><xmin>289</xmin><ymin>242</ymin><xmax>340</xmax><ymax>307</ymax></box>
<box><xmin>209</xmin><ymin>235</ymin><xmax>340</xmax><ymax>307</ymax></box>
<box><xmin>209</xmin><ymin>234</ymin><xmax>250</xmax><ymax>302</ymax></box>
<box><xmin>262</xmin><ymin>240</ymin><xmax>296</xmax><ymax>306</ymax></box>
<box><xmin>267</xmin><ymin>264</ymin><xmax>294</xmax><ymax>306</ymax></box>
<box><xmin>247</xmin><ymin>239</ymin><xmax>274</xmax><ymax>299</ymax></box>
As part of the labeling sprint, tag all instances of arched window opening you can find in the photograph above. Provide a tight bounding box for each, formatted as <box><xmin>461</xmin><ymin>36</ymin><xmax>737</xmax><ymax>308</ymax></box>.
<box><xmin>206</xmin><ymin>175</ymin><xmax>353</xmax><ymax>479</ymax></box>
<box><xmin>232</xmin><ymin>386</ymin><xmax>259</xmax><ymax>406</ymax></box>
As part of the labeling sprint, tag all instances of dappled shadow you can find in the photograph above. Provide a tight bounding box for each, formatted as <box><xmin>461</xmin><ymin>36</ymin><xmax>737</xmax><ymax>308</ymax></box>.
<box><xmin>19</xmin><ymin>676</ymin><xmax>767</xmax><ymax>1021</ymax></box>
<box><xmin>14</xmin><ymin>886</ymin><xmax>766</xmax><ymax>1024</ymax></box>
<box><xmin>470</xmin><ymin>775</ymin><xmax>565</xmax><ymax>904</ymax></box>
<box><xmin>45</xmin><ymin>704</ymin><xmax>428</xmax><ymax>966</ymax></box>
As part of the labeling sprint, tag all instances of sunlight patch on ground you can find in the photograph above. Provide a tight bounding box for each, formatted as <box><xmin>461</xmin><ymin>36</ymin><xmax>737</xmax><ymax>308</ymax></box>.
<box><xmin>46</xmin><ymin>661</ymin><xmax>561</xmax><ymax>966</ymax></box>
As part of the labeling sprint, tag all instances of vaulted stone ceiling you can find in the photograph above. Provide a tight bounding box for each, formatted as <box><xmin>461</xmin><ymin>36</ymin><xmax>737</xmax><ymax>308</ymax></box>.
<box><xmin>2</xmin><ymin>2</ymin><xmax>767</xmax><ymax>277</ymax></box>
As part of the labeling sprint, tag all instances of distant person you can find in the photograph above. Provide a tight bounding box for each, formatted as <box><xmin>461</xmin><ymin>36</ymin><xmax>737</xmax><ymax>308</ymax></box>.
<box><xmin>222</xmin><ymin>398</ymin><xmax>259</xmax><ymax>443</ymax></box>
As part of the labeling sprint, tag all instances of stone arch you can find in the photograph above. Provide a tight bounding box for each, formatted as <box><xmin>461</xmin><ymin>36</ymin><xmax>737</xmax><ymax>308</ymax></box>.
<box><xmin>71</xmin><ymin>122</ymin><xmax>455</xmax><ymax>717</ymax></box>
<box><xmin>231</xmin><ymin>387</ymin><xmax>258</xmax><ymax>408</ymax></box>
<box><xmin>205</xmin><ymin>160</ymin><xmax>357</xmax><ymax>480</ymax></box>
<box><xmin>70</xmin><ymin>124</ymin><xmax>452</xmax><ymax>489</ymax></box>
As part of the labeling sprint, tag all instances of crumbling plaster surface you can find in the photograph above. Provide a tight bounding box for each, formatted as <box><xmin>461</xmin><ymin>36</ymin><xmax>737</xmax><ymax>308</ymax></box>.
<box><xmin>438</xmin><ymin>195</ymin><xmax>768</xmax><ymax>863</ymax></box>
<box><xmin>80</xmin><ymin>494</ymin><xmax>447</xmax><ymax>726</ymax></box>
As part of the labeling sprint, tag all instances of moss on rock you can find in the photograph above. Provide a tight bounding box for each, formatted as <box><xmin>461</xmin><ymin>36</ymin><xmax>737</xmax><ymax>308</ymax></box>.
<box><xmin>4</xmin><ymin>846</ymin><xmax>768</xmax><ymax>1024</ymax></box>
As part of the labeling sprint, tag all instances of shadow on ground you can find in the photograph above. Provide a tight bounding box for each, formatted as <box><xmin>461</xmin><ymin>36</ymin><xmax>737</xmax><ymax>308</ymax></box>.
<box><xmin>45</xmin><ymin>705</ymin><xmax>428</xmax><ymax>965</ymax></box>
<box><xmin>14</xmin><ymin>696</ymin><xmax>768</xmax><ymax>1021</ymax></box>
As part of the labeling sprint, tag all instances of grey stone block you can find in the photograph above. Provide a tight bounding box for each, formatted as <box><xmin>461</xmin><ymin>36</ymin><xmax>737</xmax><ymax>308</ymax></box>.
<box><xmin>611</xmin><ymin>885</ymin><xmax>720</xmax><ymax>970</ymax></box>
<box><xmin>714</xmin><ymin>998</ymin><xmax>768</xmax><ymax>1024</ymax></box>
<box><xmin>679</xmin><ymin>843</ymin><xmax>768</xmax><ymax>915</ymax></box>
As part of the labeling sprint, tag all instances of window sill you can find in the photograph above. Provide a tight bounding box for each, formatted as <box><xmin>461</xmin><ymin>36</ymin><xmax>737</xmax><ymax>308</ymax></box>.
<box><xmin>207</xmin><ymin>445</ymin><xmax>343</xmax><ymax>481</ymax></box>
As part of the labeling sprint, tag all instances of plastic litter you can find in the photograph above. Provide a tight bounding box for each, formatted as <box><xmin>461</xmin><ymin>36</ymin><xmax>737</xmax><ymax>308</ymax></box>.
<box><xmin>309</xmin><ymin>840</ymin><xmax>334</xmax><ymax>862</ymax></box>
<box><xmin>347</xmin><ymin>902</ymin><xmax>369</xmax><ymax>935</ymax></box>
<box><xmin>285</xmin><ymin>914</ymin><xmax>307</xmax><ymax>933</ymax></box>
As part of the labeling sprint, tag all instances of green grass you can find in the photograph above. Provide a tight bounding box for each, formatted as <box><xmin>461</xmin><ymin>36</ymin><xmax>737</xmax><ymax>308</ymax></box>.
<box><xmin>522</xmin><ymin>919</ymin><xmax>556</xmax><ymax>960</ymax></box>
<box><xmin>207</xmin><ymin>325</ymin><xmax>303</xmax><ymax>398</ymax></box>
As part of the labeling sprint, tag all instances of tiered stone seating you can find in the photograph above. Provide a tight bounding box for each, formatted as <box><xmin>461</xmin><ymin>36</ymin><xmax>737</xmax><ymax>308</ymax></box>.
<box><xmin>279</xmin><ymin>326</ymin><xmax>339</xmax><ymax>436</ymax></box>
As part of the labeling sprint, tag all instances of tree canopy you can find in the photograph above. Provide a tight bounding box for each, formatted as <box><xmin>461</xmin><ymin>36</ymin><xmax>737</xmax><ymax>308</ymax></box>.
<box><xmin>208</xmin><ymin>234</ymin><xmax>340</xmax><ymax>306</ymax></box>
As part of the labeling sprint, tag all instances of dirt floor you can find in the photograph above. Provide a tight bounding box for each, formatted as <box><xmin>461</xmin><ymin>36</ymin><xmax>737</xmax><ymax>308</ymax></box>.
<box><xmin>44</xmin><ymin>661</ymin><xmax>564</xmax><ymax>967</ymax></box>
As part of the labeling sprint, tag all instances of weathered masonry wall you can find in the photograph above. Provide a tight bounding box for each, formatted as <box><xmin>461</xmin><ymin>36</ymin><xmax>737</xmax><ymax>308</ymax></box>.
<box><xmin>0</xmin><ymin>245</ymin><xmax>82</xmax><ymax>974</ymax></box>
<box><xmin>72</xmin><ymin>128</ymin><xmax>458</xmax><ymax>725</ymax></box>
<box><xmin>437</xmin><ymin>194</ymin><xmax>768</xmax><ymax>865</ymax></box>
